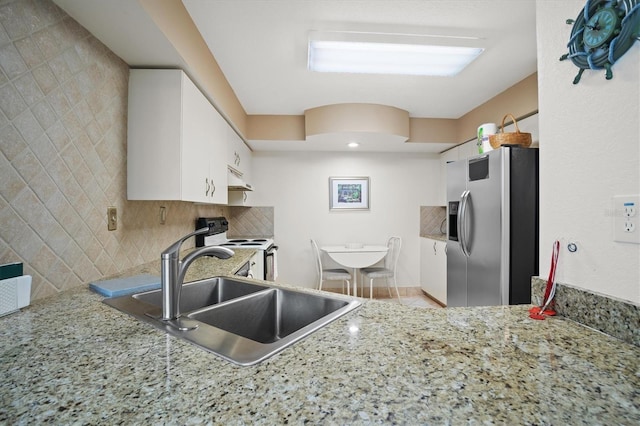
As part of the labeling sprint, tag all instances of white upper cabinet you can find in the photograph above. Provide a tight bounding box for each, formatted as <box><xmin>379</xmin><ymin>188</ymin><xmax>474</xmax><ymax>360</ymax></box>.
<box><xmin>438</xmin><ymin>147</ymin><xmax>459</xmax><ymax>205</ymax></box>
<box><xmin>227</xmin><ymin>125</ymin><xmax>252</xmax><ymax>180</ymax></box>
<box><xmin>127</xmin><ymin>69</ymin><xmax>227</xmax><ymax>204</ymax></box>
<box><xmin>226</xmin><ymin>123</ymin><xmax>253</xmax><ymax>206</ymax></box>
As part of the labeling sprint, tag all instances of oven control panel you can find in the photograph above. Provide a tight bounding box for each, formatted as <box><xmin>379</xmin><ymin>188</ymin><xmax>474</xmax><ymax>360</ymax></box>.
<box><xmin>195</xmin><ymin>217</ymin><xmax>228</xmax><ymax>247</ymax></box>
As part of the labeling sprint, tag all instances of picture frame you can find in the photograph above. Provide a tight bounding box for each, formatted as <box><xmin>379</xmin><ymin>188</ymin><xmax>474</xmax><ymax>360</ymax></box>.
<box><xmin>329</xmin><ymin>177</ymin><xmax>370</xmax><ymax>211</ymax></box>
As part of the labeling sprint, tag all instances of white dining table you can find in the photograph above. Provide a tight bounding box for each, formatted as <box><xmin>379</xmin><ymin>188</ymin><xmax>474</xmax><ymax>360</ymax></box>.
<box><xmin>321</xmin><ymin>245</ymin><xmax>388</xmax><ymax>297</ymax></box>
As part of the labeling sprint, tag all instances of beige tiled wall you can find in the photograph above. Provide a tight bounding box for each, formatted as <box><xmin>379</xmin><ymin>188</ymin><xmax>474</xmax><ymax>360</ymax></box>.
<box><xmin>228</xmin><ymin>206</ymin><xmax>274</xmax><ymax>238</ymax></box>
<box><xmin>0</xmin><ymin>0</ymin><xmax>228</xmax><ymax>301</ymax></box>
<box><xmin>420</xmin><ymin>206</ymin><xmax>446</xmax><ymax>237</ymax></box>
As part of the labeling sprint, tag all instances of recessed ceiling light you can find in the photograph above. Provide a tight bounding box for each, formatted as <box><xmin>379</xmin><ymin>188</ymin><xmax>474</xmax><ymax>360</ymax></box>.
<box><xmin>308</xmin><ymin>31</ymin><xmax>484</xmax><ymax>77</ymax></box>
<box><xmin>347</xmin><ymin>142</ymin><xmax>360</xmax><ymax>148</ymax></box>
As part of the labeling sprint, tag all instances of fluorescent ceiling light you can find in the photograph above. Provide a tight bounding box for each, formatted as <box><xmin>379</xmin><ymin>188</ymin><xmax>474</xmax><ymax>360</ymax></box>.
<box><xmin>308</xmin><ymin>40</ymin><xmax>483</xmax><ymax>77</ymax></box>
<box><xmin>347</xmin><ymin>142</ymin><xmax>359</xmax><ymax>148</ymax></box>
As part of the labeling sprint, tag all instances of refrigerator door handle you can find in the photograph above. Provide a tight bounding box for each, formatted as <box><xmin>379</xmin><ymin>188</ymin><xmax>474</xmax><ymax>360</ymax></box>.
<box><xmin>458</xmin><ymin>190</ymin><xmax>471</xmax><ymax>257</ymax></box>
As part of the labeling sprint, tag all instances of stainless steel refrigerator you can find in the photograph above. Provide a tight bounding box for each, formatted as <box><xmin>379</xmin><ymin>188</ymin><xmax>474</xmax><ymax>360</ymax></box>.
<box><xmin>446</xmin><ymin>146</ymin><xmax>539</xmax><ymax>307</ymax></box>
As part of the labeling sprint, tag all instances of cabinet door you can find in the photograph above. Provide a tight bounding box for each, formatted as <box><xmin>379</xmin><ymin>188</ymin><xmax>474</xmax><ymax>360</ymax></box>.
<box><xmin>228</xmin><ymin>191</ymin><xmax>250</xmax><ymax>206</ymax></box>
<box><xmin>227</xmin><ymin>125</ymin><xmax>252</xmax><ymax>180</ymax></box>
<box><xmin>127</xmin><ymin>69</ymin><xmax>183</xmax><ymax>200</ymax></box>
<box><xmin>420</xmin><ymin>238</ymin><xmax>438</xmax><ymax>293</ymax></box>
<box><xmin>249</xmin><ymin>251</ymin><xmax>263</xmax><ymax>280</ymax></box>
<box><xmin>181</xmin><ymin>72</ymin><xmax>214</xmax><ymax>203</ymax></box>
<box><xmin>128</xmin><ymin>69</ymin><xmax>227</xmax><ymax>204</ymax></box>
<box><xmin>227</xmin><ymin>126</ymin><xmax>241</xmax><ymax>171</ymax></box>
<box><xmin>433</xmin><ymin>240</ymin><xmax>447</xmax><ymax>305</ymax></box>
<box><xmin>226</xmin><ymin>122</ymin><xmax>252</xmax><ymax>206</ymax></box>
<box><xmin>420</xmin><ymin>238</ymin><xmax>447</xmax><ymax>305</ymax></box>
<box><xmin>207</xmin><ymin>109</ymin><xmax>228</xmax><ymax>204</ymax></box>
<box><xmin>438</xmin><ymin>147</ymin><xmax>459</xmax><ymax>205</ymax></box>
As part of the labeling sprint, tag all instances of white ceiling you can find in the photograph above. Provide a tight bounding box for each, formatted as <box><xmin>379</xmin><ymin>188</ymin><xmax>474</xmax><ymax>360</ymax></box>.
<box><xmin>54</xmin><ymin>0</ymin><xmax>538</xmax><ymax>153</ymax></box>
<box><xmin>183</xmin><ymin>0</ymin><xmax>537</xmax><ymax>118</ymax></box>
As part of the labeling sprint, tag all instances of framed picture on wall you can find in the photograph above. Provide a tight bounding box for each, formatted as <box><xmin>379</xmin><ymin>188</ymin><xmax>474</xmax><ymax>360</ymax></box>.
<box><xmin>329</xmin><ymin>177</ymin><xmax>370</xmax><ymax>211</ymax></box>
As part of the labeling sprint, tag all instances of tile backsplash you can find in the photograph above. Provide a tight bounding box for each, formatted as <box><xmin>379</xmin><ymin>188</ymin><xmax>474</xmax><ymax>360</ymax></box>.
<box><xmin>228</xmin><ymin>206</ymin><xmax>274</xmax><ymax>238</ymax></box>
<box><xmin>0</xmin><ymin>0</ymin><xmax>227</xmax><ymax>301</ymax></box>
<box><xmin>531</xmin><ymin>277</ymin><xmax>639</xmax><ymax>347</ymax></box>
<box><xmin>420</xmin><ymin>206</ymin><xmax>446</xmax><ymax>237</ymax></box>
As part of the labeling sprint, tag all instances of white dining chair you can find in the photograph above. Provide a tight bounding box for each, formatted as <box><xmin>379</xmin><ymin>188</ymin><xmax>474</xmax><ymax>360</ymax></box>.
<box><xmin>310</xmin><ymin>239</ymin><xmax>351</xmax><ymax>294</ymax></box>
<box><xmin>360</xmin><ymin>236</ymin><xmax>402</xmax><ymax>301</ymax></box>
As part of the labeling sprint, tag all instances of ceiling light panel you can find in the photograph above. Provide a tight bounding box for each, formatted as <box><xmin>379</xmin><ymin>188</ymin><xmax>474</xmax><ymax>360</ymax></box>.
<box><xmin>308</xmin><ymin>31</ymin><xmax>484</xmax><ymax>77</ymax></box>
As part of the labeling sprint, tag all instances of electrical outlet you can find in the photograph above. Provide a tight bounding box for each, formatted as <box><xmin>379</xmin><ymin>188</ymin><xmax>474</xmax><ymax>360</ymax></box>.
<box><xmin>613</xmin><ymin>196</ymin><xmax>639</xmax><ymax>244</ymax></box>
<box><xmin>623</xmin><ymin>203</ymin><xmax>636</xmax><ymax>218</ymax></box>
<box><xmin>107</xmin><ymin>206</ymin><xmax>117</xmax><ymax>231</ymax></box>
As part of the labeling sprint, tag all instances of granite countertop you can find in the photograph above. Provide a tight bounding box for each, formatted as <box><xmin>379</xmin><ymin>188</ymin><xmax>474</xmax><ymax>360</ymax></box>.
<box><xmin>1</xmin><ymin>252</ymin><xmax>639</xmax><ymax>424</ymax></box>
<box><xmin>421</xmin><ymin>233</ymin><xmax>447</xmax><ymax>242</ymax></box>
<box><xmin>98</xmin><ymin>247</ymin><xmax>257</xmax><ymax>284</ymax></box>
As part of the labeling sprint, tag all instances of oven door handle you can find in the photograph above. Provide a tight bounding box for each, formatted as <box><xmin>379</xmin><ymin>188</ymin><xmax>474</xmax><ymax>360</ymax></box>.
<box><xmin>264</xmin><ymin>246</ymin><xmax>278</xmax><ymax>281</ymax></box>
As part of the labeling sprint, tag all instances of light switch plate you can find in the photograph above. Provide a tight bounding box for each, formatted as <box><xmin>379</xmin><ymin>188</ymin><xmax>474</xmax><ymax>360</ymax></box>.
<box><xmin>613</xmin><ymin>195</ymin><xmax>639</xmax><ymax>244</ymax></box>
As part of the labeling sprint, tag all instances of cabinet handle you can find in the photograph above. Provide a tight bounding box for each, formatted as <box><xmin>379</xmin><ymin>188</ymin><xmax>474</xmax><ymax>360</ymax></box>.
<box><xmin>433</xmin><ymin>241</ymin><xmax>437</xmax><ymax>255</ymax></box>
<box><xmin>205</xmin><ymin>178</ymin><xmax>210</xmax><ymax>196</ymax></box>
<box><xmin>243</xmin><ymin>192</ymin><xmax>247</xmax><ymax>202</ymax></box>
<box><xmin>211</xmin><ymin>181</ymin><xmax>216</xmax><ymax>196</ymax></box>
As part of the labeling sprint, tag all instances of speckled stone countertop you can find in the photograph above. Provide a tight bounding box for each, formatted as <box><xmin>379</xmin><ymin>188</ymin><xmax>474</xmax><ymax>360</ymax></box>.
<box><xmin>97</xmin><ymin>247</ymin><xmax>257</xmax><ymax>284</ymax></box>
<box><xmin>421</xmin><ymin>233</ymin><xmax>447</xmax><ymax>242</ymax></box>
<box><xmin>1</xmin><ymin>253</ymin><xmax>639</xmax><ymax>424</ymax></box>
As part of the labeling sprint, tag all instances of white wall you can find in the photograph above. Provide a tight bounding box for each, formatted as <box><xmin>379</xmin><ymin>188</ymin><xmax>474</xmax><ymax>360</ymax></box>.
<box><xmin>537</xmin><ymin>1</ymin><xmax>640</xmax><ymax>303</ymax></box>
<box><xmin>250</xmin><ymin>151</ymin><xmax>440</xmax><ymax>289</ymax></box>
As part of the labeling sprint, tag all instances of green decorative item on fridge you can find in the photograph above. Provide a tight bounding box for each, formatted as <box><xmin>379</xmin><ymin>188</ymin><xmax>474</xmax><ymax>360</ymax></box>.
<box><xmin>560</xmin><ymin>0</ymin><xmax>640</xmax><ymax>84</ymax></box>
<box><xmin>477</xmin><ymin>123</ymin><xmax>497</xmax><ymax>154</ymax></box>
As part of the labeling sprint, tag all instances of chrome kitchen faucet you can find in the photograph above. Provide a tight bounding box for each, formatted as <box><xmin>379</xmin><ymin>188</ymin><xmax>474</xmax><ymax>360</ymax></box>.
<box><xmin>160</xmin><ymin>228</ymin><xmax>234</xmax><ymax>325</ymax></box>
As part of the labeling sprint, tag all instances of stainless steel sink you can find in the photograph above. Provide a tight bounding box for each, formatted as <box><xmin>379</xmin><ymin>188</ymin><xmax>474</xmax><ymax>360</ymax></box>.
<box><xmin>104</xmin><ymin>277</ymin><xmax>361</xmax><ymax>366</ymax></box>
<box><xmin>132</xmin><ymin>278</ymin><xmax>265</xmax><ymax>312</ymax></box>
<box><xmin>189</xmin><ymin>288</ymin><xmax>352</xmax><ymax>344</ymax></box>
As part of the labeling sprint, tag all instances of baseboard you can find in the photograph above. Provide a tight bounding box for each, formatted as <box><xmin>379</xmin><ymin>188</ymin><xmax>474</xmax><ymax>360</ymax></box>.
<box><xmin>420</xmin><ymin>289</ymin><xmax>446</xmax><ymax>307</ymax></box>
<box><xmin>322</xmin><ymin>286</ymin><xmax>424</xmax><ymax>299</ymax></box>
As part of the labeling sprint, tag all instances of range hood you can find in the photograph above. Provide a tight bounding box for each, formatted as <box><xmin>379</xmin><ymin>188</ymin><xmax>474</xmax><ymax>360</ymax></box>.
<box><xmin>227</xmin><ymin>167</ymin><xmax>253</xmax><ymax>191</ymax></box>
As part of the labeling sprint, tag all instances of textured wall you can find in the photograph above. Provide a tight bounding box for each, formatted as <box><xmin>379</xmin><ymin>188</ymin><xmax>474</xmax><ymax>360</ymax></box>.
<box><xmin>0</xmin><ymin>0</ymin><xmax>227</xmax><ymax>301</ymax></box>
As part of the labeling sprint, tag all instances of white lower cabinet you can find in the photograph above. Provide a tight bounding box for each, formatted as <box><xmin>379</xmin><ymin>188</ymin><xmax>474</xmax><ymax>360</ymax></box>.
<box><xmin>420</xmin><ymin>237</ymin><xmax>447</xmax><ymax>305</ymax></box>
<box><xmin>127</xmin><ymin>69</ymin><xmax>227</xmax><ymax>204</ymax></box>
<box><xmin>248</xmin><ymin>251</ymin><xmax>263</xmax><ymax>280</ymax></box>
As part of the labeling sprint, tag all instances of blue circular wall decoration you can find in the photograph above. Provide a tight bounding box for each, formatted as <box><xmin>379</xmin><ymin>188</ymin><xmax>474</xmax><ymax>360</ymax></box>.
<box><xmin>560</xmin><ymin>0</ymin><xmax>640</xmax><ymax>84</ymax></box>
